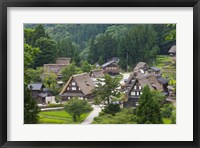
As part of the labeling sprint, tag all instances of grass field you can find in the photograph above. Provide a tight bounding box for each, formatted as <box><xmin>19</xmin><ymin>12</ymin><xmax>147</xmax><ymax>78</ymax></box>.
<box><xmin>163</xmin><ymin>118</ymin><xmax>172</xmax><ymax>124</ymax></box>
<box><xmin>155</xmin><ymin>55</ymin><xmax>176</xmax><ymax>80</ymax></box>
<box><xmin>39</xmin><ymin>110</ymin><xmax>90</xmax><ymax>124</ymax></box>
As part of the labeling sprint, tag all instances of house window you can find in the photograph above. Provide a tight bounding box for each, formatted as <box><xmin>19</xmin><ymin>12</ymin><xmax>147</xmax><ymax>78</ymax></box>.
<box><xmin>134</xmin><ymin>85</ymin><xmax>137</xmax><ymax>89</ymax></box>
<box><xmin>72</xmin><ymin>87</ymin><xmax>76</xmax><ymax>90</ymax></box>
<box><xmin>137</xmin><ymin>91</ymin><xmax>139</xmax><ymax>96</ymax></box>
<box><xmin>131</xmin><ymin>91</ymin><xmax>135</xmax><ymax>96</ymax></box>
<box><xmin>67</xmin><ymin>87</ymin><xmax>69</xmax><ymax>90</ymax></box>
<box><xmin>139</xmin><ymin>86</ymin><xmax>141</xmax><ymax>90</ymax></box>
<box><xmin>72</xmin><ymin>82</ymin><xmax>76</xmax><ymax>86</ymax></box>
<box><xmin>79</xmin><ymin>87</ymin><xmax>81</xmax><ymax>90</ymax></box>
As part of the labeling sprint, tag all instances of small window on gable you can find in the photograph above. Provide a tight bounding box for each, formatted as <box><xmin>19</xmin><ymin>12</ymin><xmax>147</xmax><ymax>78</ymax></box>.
<box><xmin>139</xmin><ymin>86</ymin><xmax>141</xmax><ymax>90</ymax></box>
<box><xmin>131</xmin><ymin>91</ymin><xmax>135</xmax><ymax>96</ymax></box>
<box><xmin>72</xmin><ymin>82</ymin><xmax>76</xmax><ymax>86</ymax></box>
<box><xmin>137</xmin><ymin>91</ymin><xmax>139</xmax><ymax>96</ymax></box>
<box><xmin>134</xmin><ymin>85</ymin><xmax>137</xmax><ymax>89</ymax></box>
<box><xmin>72</xmin><ymin>87</ymin><xmax>76</xmax><ymax>90</ymax></box>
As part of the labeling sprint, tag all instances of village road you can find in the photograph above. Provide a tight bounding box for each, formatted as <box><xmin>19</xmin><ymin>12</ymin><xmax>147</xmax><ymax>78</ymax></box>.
<box><xmin>81</xmin><ymin>105</ymin><xmax>102</xmax><ymax>124</ymax></box>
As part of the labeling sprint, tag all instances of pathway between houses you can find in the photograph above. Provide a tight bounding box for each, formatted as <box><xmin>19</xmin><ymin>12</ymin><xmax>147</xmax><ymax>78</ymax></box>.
<box><xmin>81</xmin><ymin>105</ymin><xmax>102</xmax><ymax>124</ymax></box>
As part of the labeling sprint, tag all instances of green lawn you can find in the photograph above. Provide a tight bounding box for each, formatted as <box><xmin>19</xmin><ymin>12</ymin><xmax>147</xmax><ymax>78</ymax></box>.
<box><xmin>39</xmin><ymin>110</ymin><xmax>90</xmax><ymax>124</ymax></box>
<box><xmin>163</xmin><ymin>118</ymin><xmax>172</xmax><ymax>124</ymax></box>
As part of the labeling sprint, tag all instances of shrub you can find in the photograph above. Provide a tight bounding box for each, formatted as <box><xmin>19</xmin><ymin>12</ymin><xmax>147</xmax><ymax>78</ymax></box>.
<box><xmin>102</xmin><ymin>104</ymin><xmax>121</xmax><ymax>115</ymax></box>
<box><xmin>161</xmin><ymin>103</ymin><xmax>174</xmax><ymax>118</ymax></box>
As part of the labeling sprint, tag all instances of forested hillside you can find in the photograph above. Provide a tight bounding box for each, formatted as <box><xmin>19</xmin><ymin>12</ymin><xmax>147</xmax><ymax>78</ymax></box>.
<box><xmin>24</xmin><ymin>24</ymin><xmax>175</xmax><ymax>70</ymax></box>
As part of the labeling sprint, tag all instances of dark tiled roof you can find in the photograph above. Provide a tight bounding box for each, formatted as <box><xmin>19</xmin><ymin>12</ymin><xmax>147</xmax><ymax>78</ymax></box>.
<box><xmin>101</xmin><ymin>60</ymin><xmax>116</xmax><ymax>68</ymax></box>
<box><xmin>151</xmin><ymin>67</ymin><xmax>160</xmax><ymax>72</ymax></box>
<box><xmin>28</xmin><ymin>83</ymin><xmax>43</xmax><ymax>91</ymax></box>
<box><xmin>157</xmin><ymin>77</ymin><xmax>168</xmax><ymax>85</ymax></box>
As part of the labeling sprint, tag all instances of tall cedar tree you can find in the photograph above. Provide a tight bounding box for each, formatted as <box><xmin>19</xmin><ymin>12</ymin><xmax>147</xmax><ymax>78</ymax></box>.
<box><xmin>136</xmin><ymin>85</ymin><xmax>164</xmax><ymax>124</ymax></box>
<box><xmin>24</xmin><ymin>85</ymin><xmax>40</xmax><ymax>124</ymax></box>
<box><xmin>34</xmin><ymin>37</ymin><xmax>57</xmax><ymax>67</ymax></box>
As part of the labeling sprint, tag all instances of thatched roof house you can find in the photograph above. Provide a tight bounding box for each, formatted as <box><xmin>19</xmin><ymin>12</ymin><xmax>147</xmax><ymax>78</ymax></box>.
<box><xmin>123</xmin><ymin>74</ymin><xmax>164</xmax><ymax>108</ymax></box>
<box><xmin>134</xmin><ymin>62</ymin><xmax>149</xmax><ymax>72</ymax></box>
<box><xmin>101</xmin><ymin>60</ymin><xmax>120</xmax><ymax>75</ymax></box>
<box><xmin>44</xmin><ymin>64</ymin><xmax>67</xmax><ymax>76</ymax></box>
<box><xmin>90</xmin><ymin>69</ymin><xmax>105</xmax><ymax>78</ymax></box>
<box><xmin>56</xmin><ymin>57</ymin><xmax>71</xmax><ymax>65</ymax></box>
<box><xmin>168</xmin><ymin>45</ymin><xmax>176</xmax><ymax>55</ymax></box>
<box><xmin>59</xmin><ymin>73</ymin><xmax>95</xmax><ymax>101</ymax></box>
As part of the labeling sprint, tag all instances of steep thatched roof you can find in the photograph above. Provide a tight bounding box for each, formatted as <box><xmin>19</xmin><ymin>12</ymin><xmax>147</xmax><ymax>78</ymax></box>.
<box><xmin>44</xmin><ymin>64</ymin><xmax>67</xmax><ymax>75</ymax></box>
<box><xmin>126</xmin><ymin>74</ymin><xmax>163</xmax><ymax>96</ymax></box>
<box><xmin>125</xmin><ymin>70</ymin><xmax>143</xmax><ymax>86</ymax></box>
<box><xmin>168</xmin><ymin>45</ymin><xmax>176</xmax><ymax>53</ymax></box>
<box><xmin>60</xmin><ymin>73</ymin><xmax>95</xmax><ymax>96</ymax></box>
<box><xmin>90</xmin><ymin>69</ymin><xmax>105</xmax><ymax>78</ymax></box>
<box><xmin>134</xmin><ymin>62</ymin><xmax>148</xmax><ymax>71</ymax></box>
<box><xmin>56</xmin><ymin>57</ymin><xmax>71</xmax><ymax>64</ymax></box>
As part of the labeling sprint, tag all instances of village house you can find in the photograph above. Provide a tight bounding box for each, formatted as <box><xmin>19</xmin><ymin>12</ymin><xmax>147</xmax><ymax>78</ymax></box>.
<box><xmin>101</xmin><ymin>60</ymin><xmax>120</xmax><ymax>75</ymax></box>
<box><xmin>44</xmin><ymin>57</ymin><xmax>71</xmax><ymax>82</ymax></box>
<box><xmin>89</xmin><ymin>69</ymin><xmax>105</xmax><ymax>78</ymax></box>
<box><xmin>150</xmin><ymin>67</ymin><xmax>161</xmax><ymax>76</ymax></box>
<box><xmin>59</xmin><ymin>73</ymin><xmax>95</xmax><ymax>102</ymax></box>
<box><xmin>28</xmin><ymin>83</ymin><xmax>52</xmax><ymax>104</ymax></box>
<box><xmin>133</xmin><ymin>62</ymin><xmax>149</xmax><ymax>73</ymax></box>
<box><xmin>168</xmin><ymin>45</ymin><xmax>176</xmax><ymax>56</ymax></box>
<box><xmin>56</xmin><ymin>57</ymin><xmax>71</xmax><ymax>65</ymax></box>
<box><xmin>123</xmin><ymin>74</ymin><xmax>164</xmax><ymax>108</ymax></box>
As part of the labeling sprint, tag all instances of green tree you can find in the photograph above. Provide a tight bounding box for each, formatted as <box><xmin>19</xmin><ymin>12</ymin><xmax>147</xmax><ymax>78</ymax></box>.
<box><xmin>136</xmin><ymin>85</ymin><xmax>164</xmax><ymax>124</ymax></box>
<box><xmin>81</xmin><ymin>60</ymin><xmax>92</xmax><ymax>72</ymax></box>
<box><xmin>26</xmin><ymin>67</ymin><xmax>45</xmax><ymax>83</ymax></box>
<box><xmin>161</xmin><ymin>103</ymin><xmax>174</xmax><ymax>118</ymax></box>
<box><xmin>32</xmin><ymin>25</ymin><xmax>46</xmax><ymax>46</ymax></box>
<box><xmin>43</xmin><ymin>71</ymin><xmax>57</xmax><ymax>91</ymax></box>
<box><xmin>24</xmin><ymin>44</ymin><xmax>40</xmax><ymax>70</ymax></box>
<box><xmin>64</xmin><ymin>98</ymin><xmax>92</xmax><ymax>122</ymax></box>
<box><xmin>171</xmin><ymin>109</ymin><xmax>176</xmax><ymax>124</ymax></box>
<box><xmin>61</xmin><ymin>62</ymin><xmax>83</xmax><ymax>82</ymax></box>
<box><xmin>102</xmin><ymin>104</ymin><xmax>121</xmax><ymax>116</ymax></box>
<box><xmin>34</xmin><ymin>37</ymin><xmax>57</xmax><ymax>67</ymax></box>
<box><xmin>93</xmin><ymin>74</ymin><xmax>121</xmax><ymax>105</ymax></box>
<box><xmin>24</xmin><ymin>85</ymin><xmax>40</xmax><ymax>124</ymax></box>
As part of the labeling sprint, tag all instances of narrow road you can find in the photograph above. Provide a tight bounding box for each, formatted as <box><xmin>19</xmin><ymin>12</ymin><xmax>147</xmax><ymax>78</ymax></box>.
<box><xmin>81</xmin><ymin>105</ymin><xmax>102</xmax><ymax>124</ymax></box>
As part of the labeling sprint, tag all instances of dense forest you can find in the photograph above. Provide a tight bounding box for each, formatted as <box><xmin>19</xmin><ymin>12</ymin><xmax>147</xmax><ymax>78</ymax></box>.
<box><xmin>24</xmin><ymin>24</ymin><xmax>175</xmax><ymax>70</ymax></box>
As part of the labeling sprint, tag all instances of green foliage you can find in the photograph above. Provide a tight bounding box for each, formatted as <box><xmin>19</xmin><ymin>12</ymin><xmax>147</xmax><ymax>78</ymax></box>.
<box><xmin>102</xmin><ymin>104</ymin><xmax>121</xmax><ymax>116</ymax></box>
<box><xmin>136</xmin><ymin>86</ymin><xmax>165</xmax><ymax>124</ymax></box>
<box><xmin>26</xmin><ymin>67</ymin><xmax>45</xmax><ymax>83</ymax></box>
<box><xmin>64</xmin><ymin>98</ymin><xmax>93</xmax><ymax>122</ymax></box>
<box><xmin>161</xmin><ymin>103</ymin><xmax>175</xmax><ymax>118</ymax></box>
<box><xmin>93</xmin><ymin>108</ymin><xmax>136</xmax><ymax>124</ymax></box>
<box><xmin>165</xmin><ymin>24</ymin><xmax>176</xmax><ymax>41</ymax></box>
<box><xmin>80</xmin><ymin>60</ymin><xmax>92</xmax><ymax>72</ymax></box>
<box><xmin>24</xmin><ymin>44</ymin><xmax>40</xmax><ymax>69</ymax></box>
<box><xmin>34</xmin><ymin>37</ymin><xmax>57</xmax><ymax>67</ymax></box>
<box><xmin>171</xmin><ymin>109</ymin><xmax>176</xmax><ymax>124</ymax></box>
<box><xmin>93</xmin><ymin>74</ymin><xmax>121</xmax><ymax>104</ymax></box>
<box><xmin>43</xmin><ymin>71</ymin><xmax>57</xmax><ymax>90</ymax></box>
<box><xmin>61</xmin><ymin>62</ymin><xmax>83</xmax><ymax>82</ymax></box>
<box><xmin>24</xmin><ymin>85</ymin><xmax>40</xmax><ymax>124</ymax></box>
